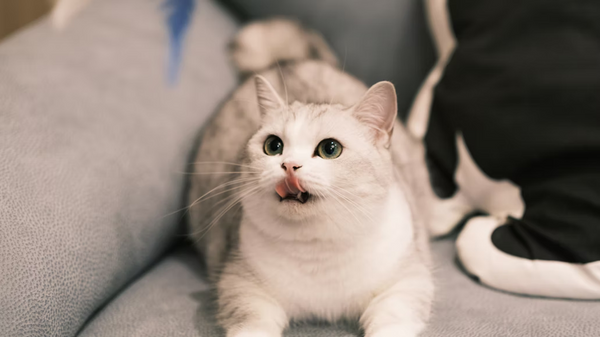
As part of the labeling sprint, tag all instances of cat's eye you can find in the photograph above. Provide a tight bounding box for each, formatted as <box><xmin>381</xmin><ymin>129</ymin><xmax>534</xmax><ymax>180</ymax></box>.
<box><xmin>316</xmin><ymin>139</ymin><xmax>342</xmax><ymax>159</ymax></box>
<box><xmin>264</xmin><ymin>135</ymin><xmax>284</xmax><ymax>156</ymax></box>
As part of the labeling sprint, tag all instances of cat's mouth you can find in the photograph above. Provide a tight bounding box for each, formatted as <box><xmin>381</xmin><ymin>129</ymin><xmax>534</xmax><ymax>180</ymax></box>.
<box><xmin>275</xmin><ymin>176</ymin><xmax>309</xmax><ymax>204</ymax></box>
<box><xmin>279</xmin><ymin>192</ymin><xmax>311</xmax><ymax>204</ymax></box>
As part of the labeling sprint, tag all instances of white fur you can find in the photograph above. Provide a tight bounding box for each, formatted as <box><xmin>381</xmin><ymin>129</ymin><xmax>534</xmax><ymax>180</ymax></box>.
<box><xmin>240</xmin><ymin>183</ymin><xmax>414</xmax><ymax>322</ymax></box>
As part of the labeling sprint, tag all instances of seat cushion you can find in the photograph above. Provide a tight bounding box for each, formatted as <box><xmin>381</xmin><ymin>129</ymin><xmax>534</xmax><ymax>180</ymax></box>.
<box><xmin>224</xmin><ymin>0</ymin><xmax>436</xmax><ymax>118</ymax></box>
<box><xmin>78</xmin><ymin>239</ymin><xmax>600</xmax><ymax>336</ymax></box>
<box><xmin>0</xmin><ymin>0</ymin><xmax>237</xmax><ymax>335</ymax></box>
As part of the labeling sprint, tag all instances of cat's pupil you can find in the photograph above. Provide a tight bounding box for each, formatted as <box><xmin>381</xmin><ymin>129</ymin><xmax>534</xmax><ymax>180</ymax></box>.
<box><xmin>270</xmin><ymin>140</ymin><xmax>282</xmax><ymax>152</ymax></box>
<box><xmin>324</xmin><ymin>141</ymin><xmax>336</xmax><ymax>155</ymax></box>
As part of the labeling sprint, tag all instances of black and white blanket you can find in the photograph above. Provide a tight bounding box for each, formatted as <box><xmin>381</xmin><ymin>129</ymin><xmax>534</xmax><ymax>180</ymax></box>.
<box><xmin>409</xmin><ymin>0</ymin><xmax>600</xmax><ymax>299</ymax></box>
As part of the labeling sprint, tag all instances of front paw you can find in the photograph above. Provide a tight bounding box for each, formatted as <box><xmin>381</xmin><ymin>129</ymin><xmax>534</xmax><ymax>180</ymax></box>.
<box><xmin>366</xmin><ymin>324</ymin><xmax>421</xmax><ymax>337</ymax></box>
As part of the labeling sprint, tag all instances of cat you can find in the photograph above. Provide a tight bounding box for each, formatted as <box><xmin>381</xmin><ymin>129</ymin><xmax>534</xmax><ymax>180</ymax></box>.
<box><xmin>187</xmin><ymin>19</ymin><xmax>434</xmax><ymax>337</ymax></box>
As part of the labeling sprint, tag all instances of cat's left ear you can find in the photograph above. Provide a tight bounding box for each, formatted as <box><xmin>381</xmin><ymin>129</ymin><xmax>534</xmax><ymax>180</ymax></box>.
<box><xmin>351</xmin><ymin>81</ymin><xmax>397</xmax><ymax>147</ymax></box>
<box><xmin>255</xmin><ymin>75</ymin><xmax>285</xmax><ymax>119</ymax></box>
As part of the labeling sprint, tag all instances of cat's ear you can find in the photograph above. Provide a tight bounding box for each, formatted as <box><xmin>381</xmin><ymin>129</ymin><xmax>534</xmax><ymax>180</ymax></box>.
<box><xmin>352</xmin><ymin>81</ymin><xmax>397</xmax><ymax>147</ymax></box>
<box><xmin>255</xmin><ymin>75</ymin><xmax>285</xmax><ymax>118</ymax></box>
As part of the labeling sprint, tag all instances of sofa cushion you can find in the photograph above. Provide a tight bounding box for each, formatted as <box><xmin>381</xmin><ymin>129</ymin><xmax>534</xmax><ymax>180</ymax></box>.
<box><xmin>0</xmin><ymin>0</ymin><xmax>237</xmax><ymax>335</ymax></box>
<box><xmin>224</xmin><ymin>0</ymin><xmax>436</xmax><ymax>118</ymax></box>
<box><xmin>77</xmin><ymin>239</ymin><xmax>600</xmax><ymax>336</ymax></box>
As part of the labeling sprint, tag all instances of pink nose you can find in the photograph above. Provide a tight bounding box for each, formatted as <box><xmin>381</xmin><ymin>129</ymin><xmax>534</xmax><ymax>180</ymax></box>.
<box><xmin>281</xmin><ymin>162</ymin><xmax>302</xmax><ymax>171</ymax></box>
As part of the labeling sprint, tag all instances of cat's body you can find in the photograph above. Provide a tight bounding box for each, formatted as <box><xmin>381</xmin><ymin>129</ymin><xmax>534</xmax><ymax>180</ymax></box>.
<box><xmin>188</xmin><ymin>19</ymin><xmax>433</xmax><ymax>337</ymax></box>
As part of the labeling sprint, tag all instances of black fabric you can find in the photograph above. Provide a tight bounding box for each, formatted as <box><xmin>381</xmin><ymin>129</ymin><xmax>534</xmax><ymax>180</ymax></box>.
<box><xmin>426</xmin><ymin>0</ymin><xmax>600</xmax><ymax>262</ymax></box>
<box><xmin>425</xmin><ymin>104</ymin><xmax>458</xmax><ymax>199</ymax></box>
<box><xmin>492</xmin><ymin>161</ymin><xmax>600</xmax><ymax>263</ymax></box>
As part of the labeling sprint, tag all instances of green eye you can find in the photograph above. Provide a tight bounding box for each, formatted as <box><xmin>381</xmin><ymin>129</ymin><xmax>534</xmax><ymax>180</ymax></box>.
<box><xmin>316</xmin><ymin>138</ymin><xmax>342</xmax><ymax>159</ymax></box>
<box><xmin>264</xmin><ymin>135</ymin><xmax>284</xmax><ymax>156</ymax></box>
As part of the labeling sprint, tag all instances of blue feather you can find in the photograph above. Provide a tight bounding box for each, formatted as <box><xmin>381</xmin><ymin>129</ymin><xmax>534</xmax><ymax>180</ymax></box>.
<box><xmin>162</xmin><ymin>0</ymin><xmax>196</xmax><ymax>84</ymax></box>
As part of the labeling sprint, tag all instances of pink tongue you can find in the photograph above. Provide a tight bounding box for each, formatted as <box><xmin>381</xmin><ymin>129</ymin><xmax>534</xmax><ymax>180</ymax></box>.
<box><xmin>276</xmin><ymin>175</ymin><xmax>305</xmax><ymax>198</ymax></box>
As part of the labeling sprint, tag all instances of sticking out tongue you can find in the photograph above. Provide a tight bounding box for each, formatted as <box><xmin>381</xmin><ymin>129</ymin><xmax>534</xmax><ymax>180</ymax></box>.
<box><xmin>276</xmin><ymin>175</ymin><xmax>306</xmax><ymax>199</ymax></box>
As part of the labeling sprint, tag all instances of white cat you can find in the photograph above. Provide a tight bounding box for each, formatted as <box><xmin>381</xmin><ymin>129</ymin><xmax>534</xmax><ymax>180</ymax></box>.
<box><xmin>188</xmin><ymin>19</ymin><xmax>433</xmax><ymax>337</ymax></box>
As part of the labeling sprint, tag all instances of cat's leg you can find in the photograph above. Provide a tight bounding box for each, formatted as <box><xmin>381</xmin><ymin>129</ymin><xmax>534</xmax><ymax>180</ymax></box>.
<box><xmin>360</xmin><ymin>263</ymin><xmax>434</xmax><ymax>337</ymax></box>
<box><xmin>217</xmin><ymin>262</ymin><xmax>287</xmax><ymax>337</ymax></box>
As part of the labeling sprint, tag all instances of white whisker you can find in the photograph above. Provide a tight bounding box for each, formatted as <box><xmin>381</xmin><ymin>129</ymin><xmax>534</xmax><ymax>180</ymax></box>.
<box><xmin>330</xmin><ymin>185</ymin><xmax>374</xmax><ymax>221</ymax></box>
<box><xmin>192</xmin><ymin>185</ymin><xmax>262</xmax><ymax>241</ymax></box>
<box><xmin>179</xmin><ymin>171</ymin><xmax>261</xmax><ymax>175</ymax></box>
<box><xmin>326</xmin><ymin>187</ymin><xmax>365</xmax><ymax>228</ymax></box>
<box><xmin>190</xmin><ymin>161</ymin><xmax>262</xmax><ymax>171</ymax></box>
<box><xmin>196</xmin><ymin>180</ymin><xmax>261</xmax><ymax>206</ymax></box>
<box><xmin>188</xmin><ymin>178</ymin><xmax>260</xmax><ymax>208</ymax></box>
<box><xmin>300</xmin><ymin>176</ymin><xmax>375</xmax><ymax>225</ymax></box>
<box><xmin>276</xmin><ymin>60</ymin><xmax>290</xmax><ymax>110</ymax></box>
<box><xmin>162</xmin><ymin>177</ymin><xmax>260</xmax><ymax>219</ymax></box>
<box><xmin>328</xmin><ymin>187</ymin><xmax>375</xmax><ymax>225</ymax></box>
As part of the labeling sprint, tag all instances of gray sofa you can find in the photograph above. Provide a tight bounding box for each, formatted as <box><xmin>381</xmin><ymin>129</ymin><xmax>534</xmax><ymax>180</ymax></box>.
<box><xmin>1</xmin><ymin>0</ymin><xmax>599</xmax><ymax>336</ymax></box>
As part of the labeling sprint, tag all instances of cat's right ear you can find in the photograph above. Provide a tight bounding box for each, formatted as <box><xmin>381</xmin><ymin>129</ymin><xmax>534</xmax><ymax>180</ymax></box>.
<box><xmin>255</xmin><ymin>75</ymin><xmax>285</xmax><ymax>118</ymax></box>
<box><xmin>351</xmin><ymin>81</ymin><xmax>398</xmax><ymax>147</ymax></box>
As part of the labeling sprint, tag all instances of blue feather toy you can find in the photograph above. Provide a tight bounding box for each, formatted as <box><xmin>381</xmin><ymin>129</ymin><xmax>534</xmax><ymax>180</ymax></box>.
<box><xmin>162</xmin><ymin>0</ymin><xmax>196</xmax><ymax>84</ymax></box>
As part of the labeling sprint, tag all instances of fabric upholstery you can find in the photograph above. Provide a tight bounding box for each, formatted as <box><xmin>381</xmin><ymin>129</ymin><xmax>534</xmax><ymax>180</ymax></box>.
<box><xmin>0</xmin><ymin>0</ymin><xmax>238</xmax><ymax>336</ymax></box>
<box><xmin>78</xmin><ymin>239</ymin><xmax>600</xmax><ymax>336</ymax></box>
<box><xmin>224</xmin><ymin>0</ymin><xmax>436</xmax><ymax>118</ymax></box>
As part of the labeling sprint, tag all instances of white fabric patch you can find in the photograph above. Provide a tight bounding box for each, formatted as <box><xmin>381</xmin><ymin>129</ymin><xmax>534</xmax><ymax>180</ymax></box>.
<box><xmin>457</xmin><ymin>216</ymin><xmax>600</xmax><ymax>300</ymax></box>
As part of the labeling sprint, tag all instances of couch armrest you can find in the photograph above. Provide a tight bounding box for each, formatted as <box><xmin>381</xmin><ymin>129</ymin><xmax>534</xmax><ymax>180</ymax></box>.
<box><xmin>0</xmin><ymin>0</ymin><xmax>237</xmax><ymax>335</ymax></box>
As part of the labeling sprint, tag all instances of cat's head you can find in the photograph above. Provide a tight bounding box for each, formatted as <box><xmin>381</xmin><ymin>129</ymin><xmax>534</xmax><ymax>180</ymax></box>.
<box><xmin>241</xmin><ymin>76</ymin><xmax>398</xmax><ymax>237</ymax></box>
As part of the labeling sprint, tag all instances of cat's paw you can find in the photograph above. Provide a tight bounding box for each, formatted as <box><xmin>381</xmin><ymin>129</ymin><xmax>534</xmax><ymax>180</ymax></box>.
<box><xmin>366</xmin><ymin>324</ymin><xmax>421</xmax><ymax>337</ymax></box>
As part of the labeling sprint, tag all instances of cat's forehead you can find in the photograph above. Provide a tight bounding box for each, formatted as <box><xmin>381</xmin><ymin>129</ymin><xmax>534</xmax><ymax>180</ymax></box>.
<box><xmin>281</xmin><ymin>103</ymin><xmax>348</xmax><ymax>136</ymax></box>
<box><xmin>287</xmin><ymin>103</ymin><xmax>347</xmax><ymax>122</ymax></box>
